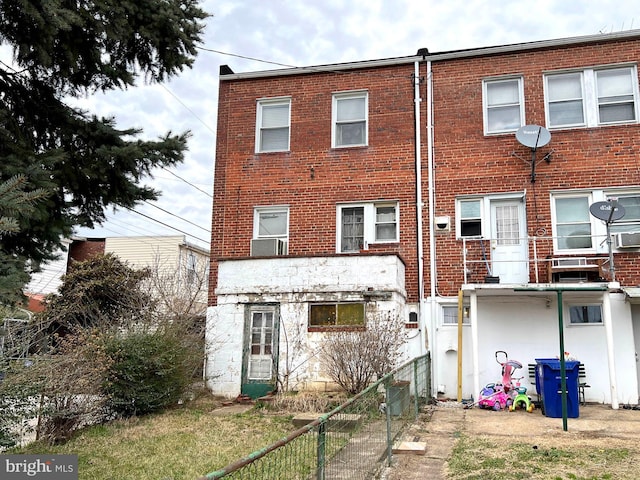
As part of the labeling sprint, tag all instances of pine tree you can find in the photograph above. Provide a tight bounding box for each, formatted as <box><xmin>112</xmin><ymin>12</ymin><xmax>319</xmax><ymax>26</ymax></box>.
<box><xmin>0</xmin><ymin>1</ymin><xmax>209</xmax><ymax>304</ymax></box>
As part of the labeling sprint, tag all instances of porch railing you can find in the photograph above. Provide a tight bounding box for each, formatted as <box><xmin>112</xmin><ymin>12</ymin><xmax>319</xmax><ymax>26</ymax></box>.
<box><xmin>197</xmin><ymin>353</ymin><xmax>431</xmax><ymax>480</ymax></box>
<box><xmin>461</xmin><ymin>235</ymin><xmax>611</xmax><ymax>284</ymax></box>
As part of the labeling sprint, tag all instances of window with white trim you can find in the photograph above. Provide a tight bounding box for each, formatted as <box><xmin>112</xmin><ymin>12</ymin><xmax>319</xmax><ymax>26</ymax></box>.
<box><xmin>256</xmin><ymin>97</ymin><xmax>290</xmax><ymax>152</ymax></box>
<box><xmin>332</xmin><ymin>91</ymin><xmax>368</xmax><ymax>147</ymax></box>
<box><xmin>483</xmin><ymin>77</ymin><xmax>525</xmax><ymax>134</ymax></box>
<box><xmin>545</xmin><ymin>65</ymin><xmax>638</xmax><ymax>129</ymax></box>
<box><xmin>254</xmin><ymin>206</ymin><xmax>289</xmax><ymax>240</ymax></box>
<box><xmin>552</xmin><ymin>195</ymin><xmax>593</xmax><ymax>251</ymax></box>
<box><xmin>442</xmin><ymin>305</ymin><xmax>470</xmax><ymax>325</ymax></box>
<box><xmin>337</xmin><ymin>202</ymin><xmax>399</xmax><ymax>252</ymax></box>
<box><xmin>568</xmin><ymin>304</ymin><xmax>603</xmax><ymax>324</ymax></box>
<box><xmin>458</xmin><ymin>199</ymin><xmax>483</xmax><ymax>237</ymax></box>
<box><xmin>608</xmin><ymin>193</ymin><xmax>640</xmax><ymax>234</ymax></box>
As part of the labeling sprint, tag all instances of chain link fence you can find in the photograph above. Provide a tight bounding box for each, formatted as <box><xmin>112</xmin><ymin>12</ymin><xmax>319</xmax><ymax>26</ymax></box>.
<box><xmin>198</xmin><ymin>353</ymin><xmax>431</xmax><ymax>480</ymax></box>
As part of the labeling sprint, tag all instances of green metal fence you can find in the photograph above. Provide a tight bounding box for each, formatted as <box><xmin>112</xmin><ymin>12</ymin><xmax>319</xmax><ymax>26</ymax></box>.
<box><xmin>198</xmin><ymin>353</ymin><xmax>431</xmax><ymax>480</ymax></box>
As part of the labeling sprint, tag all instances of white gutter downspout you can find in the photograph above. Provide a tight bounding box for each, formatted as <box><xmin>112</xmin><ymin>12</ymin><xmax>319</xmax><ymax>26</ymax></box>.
<box><xmin>425</xmin><ymin>59</ymin><xmax>439</xmax><ymax>397</ymax></box>
<box><xmin>413</xmin><ymin>60</ymin><xmax>427</xmax><ymax>358</ymax></box>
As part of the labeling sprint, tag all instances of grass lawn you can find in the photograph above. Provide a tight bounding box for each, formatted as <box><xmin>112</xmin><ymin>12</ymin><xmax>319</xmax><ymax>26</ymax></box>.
<box><xmin>6</xmin><ymin>395</ymin><xmax>295</xmax><ymax>480</ymax></box>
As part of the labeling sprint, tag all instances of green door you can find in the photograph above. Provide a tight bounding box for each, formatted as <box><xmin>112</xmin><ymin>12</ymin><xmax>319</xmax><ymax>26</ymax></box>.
<box><xmin>241</xmin><ymin>306</ymin><xmax>279</xmax><ymax>399</ymax></box>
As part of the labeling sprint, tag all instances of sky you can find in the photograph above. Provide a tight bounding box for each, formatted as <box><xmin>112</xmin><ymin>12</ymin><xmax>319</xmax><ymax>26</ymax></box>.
<box><xmin>60</xmin><ymin>1</ymin><xmax>639</xmax><ymax>250</ymax></box>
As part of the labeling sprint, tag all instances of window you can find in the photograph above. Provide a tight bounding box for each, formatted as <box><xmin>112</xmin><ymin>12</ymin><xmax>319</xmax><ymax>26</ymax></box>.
<box><xmin>569</xmin><ymin>304</ymin><xmax>603</xmax><ymax>324</ymax></box>
<box><xmin>483</xmin><ymin>77</ymin><xmax>524</xmax><ymax>134</ymax></box>
<box><xmin>459</xmin><ymin>199</ymin><xmax>483</xmax><ymax>237</ymax></box>
<box><xmin>254</xmin><ymin>206</ymin><xmax>289</xmax><ymax>239</ymax></box>
<box><xmin>442</xmin><ymin>305</ymin><xmax>469</xmax><ymax>325</ymax></box>
<box><xmin>332</xmin><ymin>91</ymin><xmax>368</xmax><ymax>147</ymax></box>
<box><xmin>545</xmin><ymin>66</ymin><xmax>638</xmax><ymax>128</ymax></box>
<box><xmin>609</xmin><ymin>194</ymin><xmax>640</xmax><ymax>234</ymax></box>
<box><xmin>337</xmin><ymin>202</ymin><xmax>399</xmax><ymax>252</ymax></box>
<box><xmin>256</xmin><ymin>97</ymin><xmax>290</xmax><ymax>152</ymax></box>
<box><xmin>186</xmin><ymin>251</ymin><xmax>197</xmax><ymax>285</ymax></box>
<box><xmin>553</xmin><ymin>195</ymin><xmax>593</xmax><ymax>250</ymax></box>
<box><xmin>248</xmin><ymin>308</ymin><xmax>275</xmax><ymax>380</ymax></box>
<box><xmin>309</xmin><ymin>303</ymin><xmax>365</xmax><ymax>327</ymax></box>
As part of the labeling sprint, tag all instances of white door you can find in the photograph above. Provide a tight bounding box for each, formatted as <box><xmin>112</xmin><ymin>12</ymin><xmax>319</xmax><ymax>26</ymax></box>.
<box><xmin>490</xmin><ymin>199</ymin><xmax>528</xmax><ymax>283</ymax></box>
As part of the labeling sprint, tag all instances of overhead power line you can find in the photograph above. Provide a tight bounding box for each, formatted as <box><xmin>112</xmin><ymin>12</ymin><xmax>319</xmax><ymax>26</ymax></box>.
<box><xmin>125</xmin><ymin>207</ymin><xmax>210</xmax><ymax>245</ymax></box>
<box><xmin>143</xmin><ymin>200</ymin><xmax>211</xmax><ymax>234</ymax></box>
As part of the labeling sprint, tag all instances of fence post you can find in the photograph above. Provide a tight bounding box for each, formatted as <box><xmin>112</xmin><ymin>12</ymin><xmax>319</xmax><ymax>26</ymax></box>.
<box><xmin>413</xmin><ymin>359</ymin><xmax>420</xmax><ymax>418</ymax></box>
<box><xmin>384</xmin><ymin>377</ymin><xmax>393</xmax><ymax>467</ymax></box>
<box><xmin>316</xmin><ymin>421</ymin><xmax>326</xmax><ymax>480</ymax></box>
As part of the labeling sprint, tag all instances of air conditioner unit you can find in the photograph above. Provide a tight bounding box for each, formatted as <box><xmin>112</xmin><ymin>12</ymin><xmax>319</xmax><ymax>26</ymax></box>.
<box><xmin>616</xmin><ymin>232</ymin><xmax>640</xmax><ymax>248</ymax></box>
<box><xmin>250</xmin><ymin>238</ymin><xmax>287</xmax><ymax>256</ymax></box>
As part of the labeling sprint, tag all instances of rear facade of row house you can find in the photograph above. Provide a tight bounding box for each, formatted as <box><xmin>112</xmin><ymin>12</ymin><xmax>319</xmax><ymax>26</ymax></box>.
<box><xmin>207</xmin><ymin>30</ymin><xmax>640</xmax><ymax>407</ymax></box>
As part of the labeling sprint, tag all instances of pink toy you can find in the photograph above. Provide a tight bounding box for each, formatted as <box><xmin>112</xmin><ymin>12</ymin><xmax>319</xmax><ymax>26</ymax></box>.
<box><xmin>474</xmin><ymin>351</ymin><xmax>525</xmax><ymax>411</ymax></box>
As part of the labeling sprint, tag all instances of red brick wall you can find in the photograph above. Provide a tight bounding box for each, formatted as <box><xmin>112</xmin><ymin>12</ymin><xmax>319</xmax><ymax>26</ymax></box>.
<box><xmin>430</xmin><ymin>38</ymin><xmax>640</xmax><ymax>295</ymax></box>
<box><xmin>209</xmin><ymin>64</ymin><xmax>427</xmax><ymax>305</ymax></box>
<box><xmin>68</xmin><ymin>239</ymin><xmax>105</xmax><ymax>265</ymax></box>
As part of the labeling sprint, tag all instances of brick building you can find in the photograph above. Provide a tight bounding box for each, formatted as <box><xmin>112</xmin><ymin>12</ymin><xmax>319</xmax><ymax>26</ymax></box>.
<box><xmin>207</xmin><ymin>30</ymin><xmax>640</xmax><ymax>407</ymax></box>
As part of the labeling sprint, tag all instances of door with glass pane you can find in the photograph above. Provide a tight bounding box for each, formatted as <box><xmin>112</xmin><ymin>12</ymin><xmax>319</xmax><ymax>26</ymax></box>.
<box><xmin>490</xmin><ymin>199</ymin><xmax>529</xmax><ymax>283</ymax></box>
<box><xmin>241</xmin><ymin>306</ymin><xmax>279</xmax><ymax>399</ymax></box>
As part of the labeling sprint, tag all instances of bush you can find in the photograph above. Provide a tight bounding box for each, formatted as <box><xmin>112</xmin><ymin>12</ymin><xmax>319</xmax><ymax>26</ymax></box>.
<box><xmin>104</xmin><ymin>332</ymin><xmax>193</xmax><ymax>417</ymax></box>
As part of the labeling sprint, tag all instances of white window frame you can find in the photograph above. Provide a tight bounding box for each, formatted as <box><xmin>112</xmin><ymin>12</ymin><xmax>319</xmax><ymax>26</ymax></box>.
<box><xmin>332</xmin><ymin>90</ymin><xmax>368</xmax><ymax>148</ymax></box>
<box><xmin>255</xmin><ymin>97</ymin><xmax>291</xmax><ymax>153</ymax></box>
<box><xmin>441</xmin><ymin>304</ymin><xmax>470</xmax><ymax>326</ymax></box>
<box><xmin>456</xmin><ymin>198</ymin><xmax>485</xmax><ymax>238</ymax></box>
<box><xmin>567</xmin><ymin>303</ymin><xmax>603</xmax><ymax>325</ymax></box>
<box><xmin>544</xmin><ymin>65</ymin><xmax>639</xmax><ymax>129</ymax></box>
<box><xmin>550</xmin><ymin>188</ymin><xmax>640</xmax><ymax>254</ymax></box>
<box><xmin>606</xmin><ymin>192</ymin><xmax>640</xmax><ymax>235</ymax></box>
<box><xmin>482</xmin><ymin>76</ymin><xmax>525</xmax><ymax>135</ymax></box>
<box><xmin>253</xmin><ymin>206</ymin><xmax>289</xmax><ymax>241</ymax></box>
<box><xmin>551</xmin><ymin>193</ymin><xmax>595</xmax><ymax>253</ymax></box>
<box><xmin>336</xmin><ymin>201</ymin><xmax>399</xmax><ymax>253</ymax></box>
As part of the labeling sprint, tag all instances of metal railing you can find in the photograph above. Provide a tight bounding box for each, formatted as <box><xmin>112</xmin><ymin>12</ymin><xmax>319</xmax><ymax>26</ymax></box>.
<box><xmin>198</xmin><ymin>353</ymin><xmax>431</xmax><ymax>480</ymax></box>
<box><xmin>461</xmin><ymin>235</ymin><xmax>611</xmax><ymax>284</ymax></box>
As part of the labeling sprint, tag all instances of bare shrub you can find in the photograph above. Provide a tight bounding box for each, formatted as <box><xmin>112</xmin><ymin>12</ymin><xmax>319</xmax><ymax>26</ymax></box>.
<box><xmin>320</xmin><ymin>312</ymin><xmax>406</xmax><ymax>394</ymax></box>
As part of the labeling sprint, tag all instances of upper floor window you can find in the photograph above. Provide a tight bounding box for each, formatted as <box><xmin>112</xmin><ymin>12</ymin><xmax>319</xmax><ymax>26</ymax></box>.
<box><xmin>545</xmin><ymin>65</ymin><xmax>638</xmax><ymax>129</ymax></box>
<box><xmin>483</xmin><ymin>77</ymin><xmax>524</xmax><ymax>134</ymax></box>
<box><xmin>256</xmin><ymin>97</ymin><xmax>290</xmax><ymax>153</ymax></box>
<box><xmin>609</xmin><ymin>194</ymin><xmax>640</xmax><ymax>234</ymax></box>
<box><xmin>458</xmin><ymin>199</ymin><xmax>483</xmax><ymax>237</ymax></box>
<box><xmin>553</xmin><ymin>195</ymin><xmax>593</xmax><ymax>251</ymax></box>
<box><xmin>254</xmin><ymin>206</ymin><xmax>289</xmax><ymax>240</ymax></box>
<box><xmin>337</xmin><ymin>202</ymin><xmax>399</xmax><ymax>252</ymax></box>
<box><xmin>332</xmin><ymin>91</ymin><xmax>368</xmax><ymax>148</ymax></box>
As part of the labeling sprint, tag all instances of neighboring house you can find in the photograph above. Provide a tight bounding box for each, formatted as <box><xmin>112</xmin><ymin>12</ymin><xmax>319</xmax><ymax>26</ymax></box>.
<box><xmin>26</xmin><ymin>235</ymin><xmax>210</xmax><ymax>315</ymax></box>
<box><xmin>207</xmin><ymin>30</ymin><xmax>640</xmax><ymax>407</ymax></box>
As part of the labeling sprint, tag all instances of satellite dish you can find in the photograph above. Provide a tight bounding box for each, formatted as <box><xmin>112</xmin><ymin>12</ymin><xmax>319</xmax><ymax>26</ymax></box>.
<box><xmin>589</xmin><ymin>201</ymin><xmax>625</xmax><ymax>222</ymax></box>
<box><xmin>516</xmin><ymin>125</ymin><xmax>551</xmax><ymax>149</ymax></box>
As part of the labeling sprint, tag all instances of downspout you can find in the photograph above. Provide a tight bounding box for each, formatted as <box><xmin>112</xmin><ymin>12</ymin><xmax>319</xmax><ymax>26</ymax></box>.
<box><xmin>413</xmin><ymin>60</ymin><xmax>427</xmax><ymax>357</ymax></box>
<box><xmin>426</xmin><ymin>58</ymin><xmax>439</xmax><ymax>398</ymax></box>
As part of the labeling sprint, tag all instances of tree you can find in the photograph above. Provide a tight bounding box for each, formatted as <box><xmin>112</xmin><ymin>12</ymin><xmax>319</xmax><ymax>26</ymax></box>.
<box><xmin>36</xmin><ymin>253</ymin><xmax>154</xmax><ymax>336</ymax></box>
<box><xmin>0</xmin><ymin>175</ymin><xmax>48</xmax><ymax>304</ymax></box>
<box><xmin>320</xmin><ymin>312</ymin><xmax>407</xmax><ymax>395</ymax></box>
<box><xmin>0</xmin><ymin>0</ymin><xmax>209</xmax><ymax>303</ymax></box>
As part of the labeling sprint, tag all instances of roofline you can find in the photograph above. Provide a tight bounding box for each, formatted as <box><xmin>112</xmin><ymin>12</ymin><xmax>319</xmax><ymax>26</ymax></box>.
<box><xmin>220</xmin><ymin>29</ymin><xmax>640</xmax><ymax>81</ymax></box>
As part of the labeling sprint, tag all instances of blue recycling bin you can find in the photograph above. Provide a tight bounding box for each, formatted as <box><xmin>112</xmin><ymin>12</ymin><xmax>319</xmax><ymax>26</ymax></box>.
<box><xmin>535</xmin><ymin>358</ymin><xmax>580</xmax><ymax>418</ymax></box>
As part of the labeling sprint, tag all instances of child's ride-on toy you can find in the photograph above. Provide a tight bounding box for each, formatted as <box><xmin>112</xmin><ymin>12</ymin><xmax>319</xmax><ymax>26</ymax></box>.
<box><xmin>509</xmin><ymin>386</ymin><xmax>535</xmax><ymax>413</ymax></box>
<box><xmin>477</xmin><ymin>383</ymin><xmax>511</xmax><ymax>410</ymax></box>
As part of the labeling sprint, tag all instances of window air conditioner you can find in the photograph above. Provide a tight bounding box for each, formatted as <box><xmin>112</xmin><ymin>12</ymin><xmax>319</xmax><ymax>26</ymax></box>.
<box><xmin>616</xmin><ymin>232</ymin><xmax>640</xmax><ymax>248</ymax></box>
<box><xmin>250</xmin><ymin>238</ymin><xmax>287</xmax><ymax>256</ymax></box>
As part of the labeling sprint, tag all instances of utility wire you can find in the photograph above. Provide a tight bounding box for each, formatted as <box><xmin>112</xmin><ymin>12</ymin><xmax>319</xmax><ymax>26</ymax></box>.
<box><xmin>160</xmin><ymin>166</ymin><xmax>213</xmax><ymax>198</ymax></box>
<box><xmin>143</xmin><ymin>200</ymin><xmax>211</xmax><ymax>234</ymax></box>
<box><xmin>125</xmin><ymin>207</ymin><xmax>210</xmax><ymax>245</ymax></box>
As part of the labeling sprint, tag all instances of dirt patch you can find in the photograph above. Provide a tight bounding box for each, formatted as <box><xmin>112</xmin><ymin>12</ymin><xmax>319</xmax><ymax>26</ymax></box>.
<box><xmin>383</xmin><ymin>402</ymin><xmax>640</xmax><ymax>480</ymax></box>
